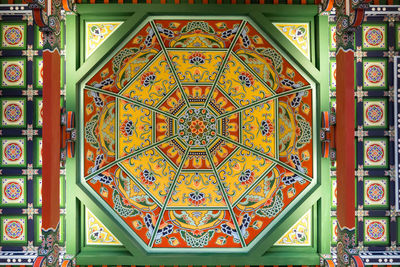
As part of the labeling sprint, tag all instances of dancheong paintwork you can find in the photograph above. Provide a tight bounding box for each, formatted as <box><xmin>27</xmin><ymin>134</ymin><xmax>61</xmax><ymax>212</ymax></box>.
<box><xmin>82</xmin><ymin>17</ymin><xmax>315</xmax><ymax>251</ymax></box>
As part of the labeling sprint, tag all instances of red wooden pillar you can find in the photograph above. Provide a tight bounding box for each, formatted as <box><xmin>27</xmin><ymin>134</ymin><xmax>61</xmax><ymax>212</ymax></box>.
<box><xmin>33</xmin><ymin>33</ymin><xmax>61</xmax><ymax>267</ymax></box>
<box><xmin>42</xmin><ymin>41</ymin><xmax>61</xmax><ymax>233</ymax></box>
<box><xmin>336</xmin><ymin>38</ymin><xmax>357</xmax><ymax>266</ymax></box>
<box><xmin>28</xmin><ymin>0</ymin><xmax>63</xmax><ymax>266</ymax></box>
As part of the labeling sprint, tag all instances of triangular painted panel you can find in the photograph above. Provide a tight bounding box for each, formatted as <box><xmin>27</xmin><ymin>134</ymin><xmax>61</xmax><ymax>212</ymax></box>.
<box><xmin>274</xmin><ymin>209</ymin><xmax>311</xmax><ymax>246</ymax></box>
<box><xmin>273</xmin><ymin>23</ymin><xmax>310</xmax><ymax>59</ymax></box>
<box><xmin>86</xmin><ymin>22</ymin><xmax>123</xmax><ymax>59</ymax></box>
<box><xmin>86</xmin><ymin>207</ymin><xmax>122</xmax><ymax>245</ymax></box>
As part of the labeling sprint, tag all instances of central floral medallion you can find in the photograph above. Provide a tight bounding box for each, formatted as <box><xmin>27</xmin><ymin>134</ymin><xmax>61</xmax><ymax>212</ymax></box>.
<box><xmin>178</xmin><ymin>108</ymin><xmax>217</xmax><ymax>146</ymax></box>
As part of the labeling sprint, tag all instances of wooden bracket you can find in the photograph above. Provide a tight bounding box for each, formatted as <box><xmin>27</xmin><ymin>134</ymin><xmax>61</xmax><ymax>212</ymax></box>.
<box><xmin>320</xmin><ymin>108</ymin><xmax>336</xmax><ymax>163</ymax></box>
<box><xmin>61</xmin><ymin>109</ymin><xmax>76</xmax><ymax>167</ymax></box>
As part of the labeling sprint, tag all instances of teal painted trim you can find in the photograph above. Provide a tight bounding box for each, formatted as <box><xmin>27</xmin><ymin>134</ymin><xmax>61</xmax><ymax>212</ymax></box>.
<box><xmin>166</xmin><ymin>47</ymin><xmax>229</xmax><ymax>52</ymax></box>
<box><xmin>181</xmin><ymin>82</ymin><xmax>213</xmax><ymax>86</ymax></box>
<box><xmin>115</xmin><ymin>98</ymin><xmax>119</xmax><ymax>160</ymax></box>
<box><xmin>154</xmin><ymin>85</ymin><xmax>178</xmax><ymax>109</ymax></box>
<box><xmin>117</xmin><ymin>163</ymin><xmax>164</xmax><ymax>207</ymax></box>
<box><xmin>76</xmin><ymin>11</ymin><xmax>149</xmax><ymax>84</ymax></box>
<box><xmin>249</xmin><ymin>185</ymin><xmax>321</xmax><ymax>256</ymax></box>
<box><xmin>274</xmin><ymin>98</ymin><xmax>279</xmax><ymax>160</ymax></box>
<box><xmin>215</xmin><ymin>146</ymin><xmax>240</xmax><ymax>170</ymax></box>
<box><xmin>247</xmin><ymin>12</ymin><xmax>320</xmax><ymax>83</ymax></box>
<box><xmin>76</xmin><ymin>251</ymin><xmax>321</xmax><ymax>265</ymax></box>
<box><xmin>81</xmin><ymin>18</ymin><xmax>128</xmax><ymax>61</ymax></box>
<box><xmin>154</xmin><ymin>146</ymin><xmax>180</xmax><ymax>169</ymax></box>
<box><xmin>216</xmin><ymin>84</ymin><xmax>240</xmax><ymax>109</ymax></box>
<box><xmin>231</xmin><ymin>52</ymin><xmax>276</xmax><ymax>95</ymax></box>
<box><xmin>152</xmin><ymin>111</ymin><xmax>156</xmax><ymax>144</ymax></box>
<box><xmin>269</xmin><ymin>204</ymin><xmax>316</xmax><ymax>251</ymax></box>
<box><xmin>268</xmin><ymin>17</ymin><xmax>315</xmax><ymax>65</ymax></box>
<box><xmin>76</xmin><ymin>4</ymin><xmax>318</xmax><ymax>16</ymax></box>
<box><xmin>165</xmin><ymin>206</ymin><xmax>229</xmax><ymax>210</ymax></box>
<box><xmin>75</xmin><ymin>184</ymin><xmax>147</xmax><ymax>256</ymax></box>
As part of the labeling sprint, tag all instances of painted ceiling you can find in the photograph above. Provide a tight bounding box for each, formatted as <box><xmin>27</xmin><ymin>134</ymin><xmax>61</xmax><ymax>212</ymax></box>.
<box><xmin>82</xmin><ymin>18</ymin><xmax>314</xmax><ymax>251</ymax></box>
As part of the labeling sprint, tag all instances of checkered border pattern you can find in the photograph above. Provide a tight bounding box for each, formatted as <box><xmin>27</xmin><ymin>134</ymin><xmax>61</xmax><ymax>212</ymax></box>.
<box><xmin>0</xmin><ymin>10</ymin><xmax>66</xmax><ymax>255</ymax></box>
<box><xmin>330</xmin><ymin>7</ymin><xmax>400</xmax><ymax>259</ymax></box>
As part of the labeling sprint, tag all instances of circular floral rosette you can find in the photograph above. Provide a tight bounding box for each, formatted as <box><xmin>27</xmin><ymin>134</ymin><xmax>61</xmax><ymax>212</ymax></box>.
<box><xmin>178</xmin><ymin>108</ymin><xmax>217</xmax><ymax>147</ymax></box>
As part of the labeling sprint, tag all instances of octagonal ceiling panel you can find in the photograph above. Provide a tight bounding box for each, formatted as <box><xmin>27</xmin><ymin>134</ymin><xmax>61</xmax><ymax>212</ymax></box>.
<box><xmin>83</xmin><ymin>17</ymin><xmax>315</xmax><ymax>251</ymax></box>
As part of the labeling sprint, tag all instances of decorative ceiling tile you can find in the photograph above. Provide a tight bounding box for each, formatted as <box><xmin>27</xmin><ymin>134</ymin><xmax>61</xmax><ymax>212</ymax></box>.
<box><xmin>363</xmin><ymin>98</ymin><xmax>388</xmax><ymax>129</ymax></box>
<box><xmin>1</xmin><ymin>98</ymin><xmax>26</xmax><ymax>128</ymax></box>
<box><xmin>0</xmin><ymin>216</ymin><xmax>27</xmax><ymax>245</ymax></box>
<box><xmin>1</xmin><ymin>58</ymin><xmax>26</xmax><ymax>88</ymax></box>
<box><xmin>1</xmin><ymin>22</ymin><xmax>26</xmax><ymax>50</ymax></box>
<box><xmin>274</xmin><ymin>209</ymin><xmax>311</xmax><ymax>246</ymax></box>
<box><xmin>85</xmin><ymin>208</ymin><xmax>121</xmax><ymax>246</ymax></box>
<box><xmin>364</xmin><ymin>217</ymin><xmax>389</xmax><ymax>246</ymax></box>
<box><xmin>364</xmin><ymin>177</ymin><xmax>389</xmax><ymax>209</ymax></box>
<box><xmin>363</xmin><ymin>138</ymin><xmax>388</xmax><ymax>169</ymax></box>
<box><xmin>362</xmin><ymin>24</ymin><xmax>387</xmax><ymax>51</ymax></box>
<box><xmin>233</xmin><ymin>23</ymin><xmax>310</xmax><ymax>94</ymax></box>
<box><xmin>273</xmin><ymin>23</ymin><xmax>310</xmax><ymax>59</ymax></box>
<box><xmin>0</xmin><ymin>138</ymin><xmax>26</xmax><ymax>167</ymax></box>
<box><xmin>362</xmin><ymin>59</ymin><xmax>387</xmax><ymax>90</ymax></box>
<box><xmin>86</xmin><ymin>22</ymin><xmax>123</xmax><ymax>59</ymax></box>
<box><xmin>0</xmin><ymin>177</ymin><xmax>26</xmax><ymax>207</ymax></box>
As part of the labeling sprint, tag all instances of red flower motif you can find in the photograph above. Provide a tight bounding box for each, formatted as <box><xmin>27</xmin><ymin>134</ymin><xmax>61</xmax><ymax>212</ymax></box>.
<box><xmin>123</xmin><ymin>198</ymin><xmax>130</xmax><ymax>206</ymax></box>
<box><xmin>265</xmin><ymin>198</ymin><xmax>273</xmax><ymax>206</ymax></box>
<box><xmin>191</xmin><ymin>229</ymin><xmax>204</xmax><ymax>236</ymax></box>
<box><xmin>190</xmin><ymin>119</ymin><xmax>206</xmax><ymax>135</ymax></box>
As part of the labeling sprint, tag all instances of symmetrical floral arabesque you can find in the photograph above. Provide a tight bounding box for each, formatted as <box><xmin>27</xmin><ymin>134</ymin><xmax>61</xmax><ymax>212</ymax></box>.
<box><xmin>83</xmin><ymin>18</ymin><xmax>314</xmax><ymax>250</ymax></box>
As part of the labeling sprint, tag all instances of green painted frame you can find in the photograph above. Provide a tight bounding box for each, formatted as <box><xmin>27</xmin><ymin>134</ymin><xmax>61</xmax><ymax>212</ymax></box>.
<box><xmin>66</xmin><ymin>4</ymin><xmax>330</xmax><ymax>265</ymax></box>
